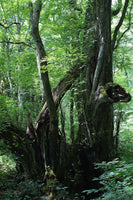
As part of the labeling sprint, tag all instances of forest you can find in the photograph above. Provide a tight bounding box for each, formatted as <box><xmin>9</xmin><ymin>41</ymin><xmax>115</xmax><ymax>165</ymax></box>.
<box><xmin>0</xmin><ymin>0</ymin><xmax>133</xmax><ymax>199</ymax></box>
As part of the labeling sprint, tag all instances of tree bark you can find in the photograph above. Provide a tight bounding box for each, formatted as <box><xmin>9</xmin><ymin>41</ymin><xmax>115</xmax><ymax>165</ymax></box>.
<box><xmin>83</xmin><ymin>0</ymin><xmax>114</xmax><ymax>160</ymax></box>
<box><xmin>29</xmin><ymin>0</ymin><xmax>59</xmax><ymax>171</ymax></box>
<box><xmin>30</xmin><ymin>0</ymin><xmax>131</xmax><ymax>173</ymax></box>
<box><xmin>0</xmin><ymin>0</ymin><xmax>132</xmax><ymax>187</ymax></box>
<box><xmin>27</xmin><ymin>0</ymin><xmax>131</xmax><ymax>180</ymax></box>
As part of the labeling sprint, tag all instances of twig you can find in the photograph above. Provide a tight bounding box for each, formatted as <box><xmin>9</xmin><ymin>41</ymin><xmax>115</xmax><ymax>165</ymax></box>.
<box><xmin>0</xmin><ymin>40</ymin><xmax>35</xmax><ymax>49</ymax></box>
<box><xmin>0</xmin><ymin>22</ymin><xmax>20</xmax><ymax>29</ymax></box>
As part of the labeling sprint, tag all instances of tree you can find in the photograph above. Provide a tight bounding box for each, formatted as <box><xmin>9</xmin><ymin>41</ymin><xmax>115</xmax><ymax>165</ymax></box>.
<box><xmin>0</xmin><ymin>0</ymin><xmax>132</xmax><ymax>187</ymax></box>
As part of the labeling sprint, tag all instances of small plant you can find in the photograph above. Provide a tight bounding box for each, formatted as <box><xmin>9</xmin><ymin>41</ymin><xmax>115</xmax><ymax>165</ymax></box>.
<box><xmin>44</xmin><ymin>179</ymin><xmax>69</xmax><ymax>200</ymax></box>
<box><xmin>82</xmin><ymin>159</ymin><xmax>133</xmax><ymax>200</ymax></box>
<box><xmin>17</xmin><ymin>180</ymin><xmax>43</xmax><ymax>199</ymax></box>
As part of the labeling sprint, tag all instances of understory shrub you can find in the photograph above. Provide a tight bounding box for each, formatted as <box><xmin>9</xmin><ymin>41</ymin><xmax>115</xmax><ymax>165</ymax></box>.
<box><xmin>82</xmin><ymin>159</ymin><xmax>133</xmax><ymax>200</ymax></box>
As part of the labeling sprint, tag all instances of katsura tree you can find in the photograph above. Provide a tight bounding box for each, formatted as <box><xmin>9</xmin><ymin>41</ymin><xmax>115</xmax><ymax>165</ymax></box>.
<box><xmin>0</xmin><ymin>0</ymin><xmax>132</xmax><ymax>185</ymax></box>
<box><xmin>26</xmin><ymin>0</ymin><xmax>131</xmax><ymax>178</ymax></box>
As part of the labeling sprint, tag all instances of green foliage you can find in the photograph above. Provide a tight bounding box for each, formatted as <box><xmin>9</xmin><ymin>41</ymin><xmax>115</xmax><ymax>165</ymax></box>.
<box><xmin>81</xmin><ymin>160</ymin><xmax>133</xmax><ymax>200</ymax></box>
<box><xmin>0</xmin><ymin>1</ymin><xmax>133</xmax><ymax>199</ymax></box>
<box><xmin>17</xmin><ymin>180</ymin><xmax>43</xmax><ymax>199</ymax></box>
<box><xmin>0</xmin><ymin>95</ymin><xmax>11</xmax><ymax>136</ymax></box>
<box><xmin>97</xmin><ymin>160</ymin><xmax>133</xmax><ymax>200</ymax></box>
<box><xmin>118</xmin><ymin>109</ymin><xmax>133</xmax><ymax>163</ymax></box>
<box><xmin>0</xmin><ymin>95</ymin><xmax>8</xmax><ymax>124</ymax></box>
<box><xmin>0</xmin><ymin>154</ymin><xmax>16</xmax><ymax>171</ymax></box>
<box><xmin>0</xmin><ymin>140</ymin><xmax>16</xmax><ymax>171</ymax></box>
<box><xmin>0</xmin><ymin>163</ymin><xmax>43</xmax><ymax>200</ymax></box>
<box><xmin>45</xmin><ymin>180</ymin><xmax>69</xmax><ymax>200</ymax></box>
<box><xmin>39</xmin><ymin>0</ymin><xmax>87</xmax><ymax>88</ymax></box>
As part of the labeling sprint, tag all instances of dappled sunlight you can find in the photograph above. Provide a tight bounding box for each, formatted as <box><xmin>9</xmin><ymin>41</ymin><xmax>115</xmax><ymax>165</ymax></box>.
<box><xmin>0</xmin><ymin>155</ymin><xmax>16</xmax><ymax>172</ymax></box>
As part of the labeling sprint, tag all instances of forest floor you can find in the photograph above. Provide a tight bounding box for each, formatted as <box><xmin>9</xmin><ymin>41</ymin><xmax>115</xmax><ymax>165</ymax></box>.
<box><xmin>0</xmin><ymin>167</ymin><xmax>85</xmax><ymax>200</ymax></box>
<box><xmin>0</xmin><ymin>167</ymin><xmax>74</xmax><ymax>200</ymax></box>
<box><xmin>0</xmin><ymin>168</ymin><xmax>47</xmax><ymax>200</ymax></box>
<box><xmin>1</xmin><ymin>144</ymin><xmax>133</xmax><ymax>200</ymax></box>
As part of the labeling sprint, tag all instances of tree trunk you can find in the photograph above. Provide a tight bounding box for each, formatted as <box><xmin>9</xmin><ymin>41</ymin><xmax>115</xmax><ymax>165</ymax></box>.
<box><xmin>70</xmin><ymin>90</ymin><xmax>74</xmax><ymax>143</ymax></box>
<box><xmin>27</xmin><ymin>0</ymin><xmax>131</xmax><ymax>179</ymax></box>
<box><xmin>82</xmin><ymin>0</ymin><xmax>114</xmax><ymax>160</ymax></box>
<box><xmin>1</xmin><ymin>0</ymin><xmax>131</xmax><ymax>188</ymax></box>
<box><xmin>29</xmin><ymin>0</ymin><xmax>59</xmax><ymax>172</ymax></box>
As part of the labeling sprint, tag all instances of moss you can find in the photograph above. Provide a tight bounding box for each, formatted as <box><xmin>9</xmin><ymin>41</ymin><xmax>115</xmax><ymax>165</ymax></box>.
<box><xmin>99</xmin><ymin>86</ymin><xmax>108</xmax><ymax>96</ymax></box>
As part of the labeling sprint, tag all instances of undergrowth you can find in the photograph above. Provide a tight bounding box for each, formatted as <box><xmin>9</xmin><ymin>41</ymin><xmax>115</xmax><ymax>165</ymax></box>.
<box><xmin>82</xmin><ymin>159</ymin><xmax>133</xmax><ymax>200</ymax></box>
<box><xmin>0</xmin><ymin>115</ymin><xmax>133</xmax><ymax>200</ymax></box>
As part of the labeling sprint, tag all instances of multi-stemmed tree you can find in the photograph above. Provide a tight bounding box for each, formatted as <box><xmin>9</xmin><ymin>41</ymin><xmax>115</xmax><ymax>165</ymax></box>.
<box><xmin>0</xmin><ymin>0</ymin><xmax>132</xmax><ymax>184</ymax></box>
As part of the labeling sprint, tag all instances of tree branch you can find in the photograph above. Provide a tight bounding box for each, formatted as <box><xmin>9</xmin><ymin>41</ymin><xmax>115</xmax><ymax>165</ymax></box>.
<box><xmin>0</xmin><ymin>22</ymin><xmax>20</xmax><ymax>29</ymax></box>
<box><xmin>52</xmin><ymin>62</ymin><xmax>85</xmax><ymax>105</ymax></box>
<box><xmin>114</xmin><ymin>2</ymin><xmax>133</xmax><ymax>50</ymax></box>
<box><xmin>112</xmin><ymin>0</ymin><xmax>129</xmax><ymax>51</ymax></box>
<box><xmin>0</xmin><ymin>40</ymin><xmax>35</xmax><ymax>49</ymax></box>
<box><xmin>30</xmin><ymin>0</ymin><xmax>57</xmax><ymax>119</ymax></box>
<box><xmin>36</xmin><ymin>62</ymin><xmax>85</xmax><ymax>126</ymax></box>
<box><xmin>112</xmin><ymin>0</ymin><xmax>122</xmax><ymax>16</ymax></box>
<box><xmin>114</xmin><ymin>27</ymin><xmax>129</xmax><ymax>50</ymax></box>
